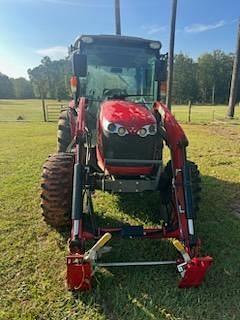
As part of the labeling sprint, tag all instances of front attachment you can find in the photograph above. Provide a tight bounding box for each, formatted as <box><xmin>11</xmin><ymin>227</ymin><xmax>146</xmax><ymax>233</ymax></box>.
<box><xmin>178</xmin><ymin>256</ymin><xmax>213</xmax><ymax>288</ymax></box>
<box><xmin>67</xmin><ymin>233</ymin><xmax>112</xmax><ymax>291</ymax></box>
<box><xmin>172</xmin><ymin>239</ymin><xmax>213</xmax><ymax>288</ymax></box>
<box><xmin>66</xmin><ymin>255</ymin><xmax>93</xmax><ymax>291</ymax></box>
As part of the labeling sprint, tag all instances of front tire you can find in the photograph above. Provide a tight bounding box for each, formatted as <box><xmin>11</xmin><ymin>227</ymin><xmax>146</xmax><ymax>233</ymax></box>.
<box><xmin>40</xmin><ymin>153</ymin><xmax>74</xmax><ymax>228</ymax></box>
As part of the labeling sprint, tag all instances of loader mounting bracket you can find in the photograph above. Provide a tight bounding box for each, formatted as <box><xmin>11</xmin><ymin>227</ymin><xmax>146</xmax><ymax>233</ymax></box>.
<box><xmin>178</xmin><ymin>256</ymin><xmax>213</xmax><ymax>288</ymax></box>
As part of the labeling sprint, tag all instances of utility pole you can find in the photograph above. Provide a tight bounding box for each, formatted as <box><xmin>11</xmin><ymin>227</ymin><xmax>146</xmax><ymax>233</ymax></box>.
<box><xmin>115</xmin><ymin>0</ymin><xmax>121</xmax><ymax>35</ymax></box>
<box><xmin>166</xmin><ymin>0</ymin><xmax>178</xmax><ymax>111</ymax></box>
<box><xmin>227</xmin><ymin>19</ymin><xmax>240</xmax><ymax>118</ymax></box>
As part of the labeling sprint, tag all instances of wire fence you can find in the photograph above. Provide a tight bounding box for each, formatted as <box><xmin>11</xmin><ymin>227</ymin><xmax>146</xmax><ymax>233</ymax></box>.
<box><xmin>0</xmin><ymin>100</ymin><xmax>239</xmax><ymax>125</ymax></box>
<box><xmin>172</xmin><ymin>104</ymin><xmax>240</xmax><ymax>125</ymax></box>
<box><xmin>0</xmin><ymin>99</ymin><xmax>68</xmax><ymax>122</ymax></box>
<box><xmin>45</xmin><ymin>103</ymin><xmax>66</xmax><ymax>122</ymax></box>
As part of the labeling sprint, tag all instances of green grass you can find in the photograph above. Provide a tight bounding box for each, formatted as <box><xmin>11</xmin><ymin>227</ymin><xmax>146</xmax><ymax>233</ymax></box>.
<box><xmin>0</xmin><ymin>104</ymin><xmax>240</xmax><ymax>319</ymax></box>
<box><xmin>1</xmin><ymin>99</ymin><xmax>240</xmax><ymax>124</ymax></box>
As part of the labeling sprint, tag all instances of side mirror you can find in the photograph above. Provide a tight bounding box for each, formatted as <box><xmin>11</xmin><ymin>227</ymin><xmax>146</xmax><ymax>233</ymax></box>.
<box><xmin>68</xmin><ymin>45</ymin><xmax>74</xmax><ymax>56</ymax></box>
<box><xmin>155</xmin><ymin>54</ymin><xmax>168</xmax><ymax>81</ymax></box>
<box><xmin>71</xmin><ymin>52</ymin><xmax>87</xmax><ymax>77</ymax></box>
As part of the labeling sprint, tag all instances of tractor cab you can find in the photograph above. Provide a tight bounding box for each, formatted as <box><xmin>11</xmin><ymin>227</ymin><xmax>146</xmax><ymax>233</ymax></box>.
<box><xmin>70</xmin><ymin>34</ymin><xmax>167</xmax><ymax>105</ymax></box>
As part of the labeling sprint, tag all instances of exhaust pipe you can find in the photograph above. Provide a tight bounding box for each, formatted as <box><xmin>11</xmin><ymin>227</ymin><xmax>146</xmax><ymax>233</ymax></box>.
<box><xmin>115</xmin><ymin>0</ymin><xmax>121</xmax><ymax>35</ymax></box>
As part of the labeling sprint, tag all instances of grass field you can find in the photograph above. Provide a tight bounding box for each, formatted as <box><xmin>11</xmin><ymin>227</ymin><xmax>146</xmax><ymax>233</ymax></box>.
<box><xmin>0</xmin><ymin>100</ymin><xmax>240</xmax><ymax>319</ymax></box>
<box><xmin>0</xmin><ymin>99</ymin><xmax>67</xmax><ymax>122</ymax></box>
<box><xmin>0</xmin><ymin>99</ymin><xmax>240</xmax><ymax>124</ymax></box>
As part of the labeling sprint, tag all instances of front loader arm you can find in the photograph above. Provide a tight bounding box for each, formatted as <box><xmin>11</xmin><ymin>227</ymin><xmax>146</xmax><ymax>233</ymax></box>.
<box><xmin>69</xmin><ymin>97</ymin><xmax>88</xmax><ymax>252</ymax></box>
<box><xmin>154</xmin><ymin>101</ymin><xmax>194</xmax><ymax>248</ymax></box>
<box><xmin>154</xmin><ymin>102</ymin><xmax>212</xmax><ymax>288</ymax></box>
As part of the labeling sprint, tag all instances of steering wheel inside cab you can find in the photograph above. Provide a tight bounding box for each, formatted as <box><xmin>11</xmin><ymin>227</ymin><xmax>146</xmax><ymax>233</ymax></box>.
<box><xmin>103</xmin><ymin>88</ymin><xmax>128</xmax><ymax>100</ymax></box>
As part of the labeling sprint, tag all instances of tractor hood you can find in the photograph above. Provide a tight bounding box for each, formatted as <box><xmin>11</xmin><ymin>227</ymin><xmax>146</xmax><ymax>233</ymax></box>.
<box><xmin>97</xmin><ymin>99</ymin><xmax>158</xmax><ymax>176</ymax></box>
<box><xmin>99</xmin><ymin>100</ymin><xmax>156</xmax><ymax>131</ymax></box>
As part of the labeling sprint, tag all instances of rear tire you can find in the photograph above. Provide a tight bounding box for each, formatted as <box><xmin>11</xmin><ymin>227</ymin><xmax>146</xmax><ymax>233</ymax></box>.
<box><xmin>40</xmin><ymin>153</ymin><xmax>74</xmax><ymax>228</ymax></box>
<box><xmin>159</xmin><ymin>160</ymin><xmax>201</xmax><ymax>228</ymax></box>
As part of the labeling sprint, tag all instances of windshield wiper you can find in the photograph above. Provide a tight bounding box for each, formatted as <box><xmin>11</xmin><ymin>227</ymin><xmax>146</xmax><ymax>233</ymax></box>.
<box><xmin>108</xmin><ymin>94</ymin><xmax>154</xmax><ymax>99</ymax></box>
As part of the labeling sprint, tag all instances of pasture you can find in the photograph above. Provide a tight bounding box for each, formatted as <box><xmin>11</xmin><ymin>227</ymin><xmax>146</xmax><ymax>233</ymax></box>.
<box><xmin>0</xmin><ymin>99</ymin><xmax>240</xmax><ymax>124</ymax></box>
<box><xmin>0</xmin><ymin>100</ymin><xmax>240</xmax><ymax>319</ymax></box>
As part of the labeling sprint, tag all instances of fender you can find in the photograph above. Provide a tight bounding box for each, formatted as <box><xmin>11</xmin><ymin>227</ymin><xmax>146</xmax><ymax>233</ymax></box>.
<box><xmin>65</xmin><ymin>100</ymin><xmax>77</xmax><ymax>139</ymax></box>
<box><xmin>76</xmin><ymin>97</ymin><xmax>87</xmax><ymax>137</ymax></box>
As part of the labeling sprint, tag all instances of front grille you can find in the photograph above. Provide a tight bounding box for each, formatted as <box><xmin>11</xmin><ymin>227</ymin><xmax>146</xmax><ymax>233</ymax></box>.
<box><xmin>102</xmin><ymin>132</ymin><xmax>157</xmax><ymax>164</ymax></box>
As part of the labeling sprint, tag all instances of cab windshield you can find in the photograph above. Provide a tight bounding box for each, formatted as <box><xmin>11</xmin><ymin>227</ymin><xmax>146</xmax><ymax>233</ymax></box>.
<box><xmin>81</xmin><ymin>44</ymin><xmax>156</xmax><ymax>102</ymax></box>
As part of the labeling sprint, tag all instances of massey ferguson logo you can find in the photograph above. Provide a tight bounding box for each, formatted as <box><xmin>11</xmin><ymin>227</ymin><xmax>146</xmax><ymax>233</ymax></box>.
<box><xmin>128</xmin><ymin>127</ymin><xmax>138</xmax><ymax>134</ymax></box>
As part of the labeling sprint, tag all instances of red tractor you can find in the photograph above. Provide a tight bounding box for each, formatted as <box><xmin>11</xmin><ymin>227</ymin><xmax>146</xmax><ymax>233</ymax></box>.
<box><xmin>41</xmin><ymin>34</ymin><xmax>212</xmax><ymax>291</ymax></box>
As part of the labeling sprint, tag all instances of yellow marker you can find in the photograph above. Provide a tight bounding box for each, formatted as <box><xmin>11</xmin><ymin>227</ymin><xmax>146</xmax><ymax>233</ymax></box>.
<box><xmin>91</xmin><ymin>233</ymin><xmax>112</xmax><ymax>252</ymax></box>
<box><xmin>172</xmin><ymin>239</ymin><xmax>185</xmax><ymax>253</ymax></box>
<box><xmin>84</xmin><ymin>233</ymin><xmax>112</xmax><ymax>261</ymax></box>
<box><xmin>171</xmin><ymin>238</ymin><xmax>191</xmax><ymax>263</ymax></box>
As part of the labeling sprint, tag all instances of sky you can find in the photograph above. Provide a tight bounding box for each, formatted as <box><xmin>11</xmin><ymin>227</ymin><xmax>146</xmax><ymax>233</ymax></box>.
<box><xmin>0</xmin><ymin>0</ymin><xmax>239</xmax><ymax>79</ymax></box>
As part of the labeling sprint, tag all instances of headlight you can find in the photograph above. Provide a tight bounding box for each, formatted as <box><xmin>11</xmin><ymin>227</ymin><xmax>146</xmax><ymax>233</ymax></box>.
<box><xmin>137</xmin><ymin>124</ymin><xmax>157</xmax><ymax>137</ymax></box>
<box><xmin>103</xmin><ymin>119</ymin><xmax>156</xmax><ymax>137</ymax></box>
<box><xmin>148</xmin><ymin>124</ymin><xmax>157</xmax><ymax>135</ymax></box>
<box><xmin>81</xmin><ymin>36</ymin><xmax>93</xmax><ymax>44</ymax></box>
<box><xmin>149</xmin><ymin>42</ymin><xmax>161</xmax><ymax>49</ymax></box>
<box><xmin>107</xmin><ymin>123</ymin><xmax>117</xmax><ymax>133</ymax></box>
<box><xmin>118</xmin><ymin>127</ymin><xmax>127</xmax><ymax>136</ymax></box>
<box><xmin>103</xmin><ymin>119</ymin><xmax>128</xmax><ymax>136</ymax></box>
<box><xmin>137</xmin><ymin>127</ymin><xmax>148</xmax><ymax>137</ymax></box>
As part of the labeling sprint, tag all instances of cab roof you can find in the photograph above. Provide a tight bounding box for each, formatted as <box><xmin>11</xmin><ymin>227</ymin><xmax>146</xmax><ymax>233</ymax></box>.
<box><xmin>72</xmin><ymin>34</ymin><xmax>162</xmax><ymax>51</ymax></box>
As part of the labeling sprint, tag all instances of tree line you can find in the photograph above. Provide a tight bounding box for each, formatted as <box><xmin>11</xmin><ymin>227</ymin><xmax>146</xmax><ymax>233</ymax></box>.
<box><xmin>0</xmin><ymin>50</ymin><xmax>238</xmax><ymax>104</ymax></box>
<box><xmin>172</xmin><ymin>50</ymin><xmax>239</xmax><ymax>104</ymax></box>
<box><xmin>0</xmin><ymin>73</ymin><xmax>34</xmax><ymax>99</ymax></box>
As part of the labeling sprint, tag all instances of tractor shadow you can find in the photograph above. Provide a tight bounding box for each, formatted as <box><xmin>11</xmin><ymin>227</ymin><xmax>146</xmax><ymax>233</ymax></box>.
<box><xmin>67</xmin><ymin>175</ymin><xmax>240</xmax><ymax>320</ymax></box>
